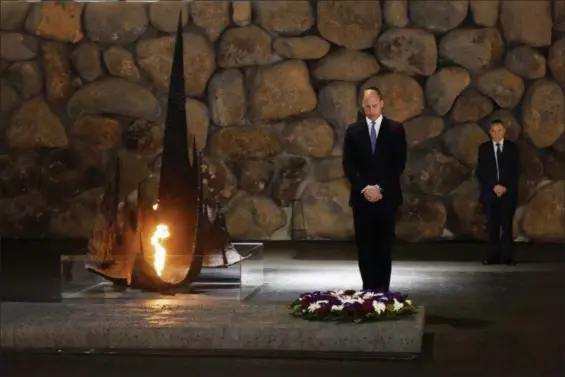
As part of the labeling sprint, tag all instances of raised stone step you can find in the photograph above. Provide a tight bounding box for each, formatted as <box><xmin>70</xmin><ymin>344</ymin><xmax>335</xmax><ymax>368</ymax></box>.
<box><xmin>1</xmin><ymin>301</ymin><xmax>425</xmax><ymax>358</ymax></box>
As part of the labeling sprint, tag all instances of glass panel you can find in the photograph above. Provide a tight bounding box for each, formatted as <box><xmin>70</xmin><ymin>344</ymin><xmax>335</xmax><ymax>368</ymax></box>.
<box><xmin>60</xmin><ymin>242</ymin><xmax>264</xmax><ymax>301</ymax></box>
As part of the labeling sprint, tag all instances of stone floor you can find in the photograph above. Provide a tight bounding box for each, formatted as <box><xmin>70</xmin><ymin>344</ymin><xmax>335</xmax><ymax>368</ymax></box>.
<box><xmin>2</xmin><ymin>241</ymin><xmax>564</xmax><ymax>377</ymax></box>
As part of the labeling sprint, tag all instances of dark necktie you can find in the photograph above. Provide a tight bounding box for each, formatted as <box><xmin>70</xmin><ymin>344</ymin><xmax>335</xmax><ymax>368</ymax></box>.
<box><xmin>370</xmin><ymin>120</ymin><xmax>377</xmax><ymax>153</ymax></box>
<box><xmin>495</xmin><ymin>143</ymin><xmax>502</xmax><ymax>181</ymax></box>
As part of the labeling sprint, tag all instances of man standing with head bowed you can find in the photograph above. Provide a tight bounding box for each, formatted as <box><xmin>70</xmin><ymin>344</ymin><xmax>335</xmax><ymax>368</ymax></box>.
<box><xmin>475</xmin><ymin>120</ymin><xmax>520</xmax><ymax>266</ymax></box>
<box><xmin>342</xmin><ymin>87</ymin><xmax>407</xmax><ymax>292</ymax></box>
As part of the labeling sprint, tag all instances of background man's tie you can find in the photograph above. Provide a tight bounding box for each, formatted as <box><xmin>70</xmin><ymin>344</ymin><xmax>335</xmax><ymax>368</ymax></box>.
<box><xmin>370</xmin><ymin>120</ymin><xmax>377</xmax><ymax>153</ymax></box>
<box><xmin>495</xmin><ymin>143</ymin><xmax>502</xmax><ymax>181</ymax></box>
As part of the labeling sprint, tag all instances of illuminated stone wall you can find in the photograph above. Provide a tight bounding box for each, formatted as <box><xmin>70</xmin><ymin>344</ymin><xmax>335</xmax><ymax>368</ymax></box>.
<box><xmin>1</xmin><ymin>1</ymin><xmax>563</xmax><ymax>242</ymax></box>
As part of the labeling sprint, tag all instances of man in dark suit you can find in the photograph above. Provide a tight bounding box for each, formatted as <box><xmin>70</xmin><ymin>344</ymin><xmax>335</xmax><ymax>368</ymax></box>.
<box><xmin>475</xmin><ymin>120</ymin><xmax>520</xmax><ymax>265</ymax></box>
<box><xmin>342</xmin><ymin>87</ymin><xmax>407</xmax><ymax>291</ymax></box>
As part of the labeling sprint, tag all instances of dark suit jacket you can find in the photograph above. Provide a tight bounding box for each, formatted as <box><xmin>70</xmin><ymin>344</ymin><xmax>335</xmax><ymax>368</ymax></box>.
<box><xmin>475</xmin><ymin>140</ymin><xmax>520</xmax><ymax>203</ymax></box>
<box><xmin>342</xmin><ymin>117</ymin><xmax>407</xmax><ymax>213</ymax></box>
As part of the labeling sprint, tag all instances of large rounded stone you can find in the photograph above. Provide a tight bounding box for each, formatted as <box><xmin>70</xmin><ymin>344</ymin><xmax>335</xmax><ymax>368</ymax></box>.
<box><xmin>312</xmin><ymin>158</ymin><xmax>345</xmax><ymax>182</ymax></box>
<box><xmin>122</xmin><ymin>119</ymin><xmax>164</xmax><ymax>156</ymax></box>
<box><xmin>49</xmin><ymin>188</ymin><xmax>103</xmax><ymax>238</ymax></box>
<box><xmin>0</xmin><ymin>2</ymin><xmax>30</xmax><ymax>31</ymax></box>
<box><xmin>408</xmin><ymin>0</ymin><xmax>468</xmax><ymax>34</ymax></box>
<box><xmin>548</xmin><ymin>38</ymin><xmax>565</xmax><ymax>87</ymax></box>
<box><xmin>521</xmin><ymin>181</ymin><xmax>564</xmax><ymax>241</ymax></box>
<box><xmin>84</xmin><ymin>2</ymin><xmax>148</xmax><ymax>44</ymax></box>
<box><xmin>137</xmin><ymin>33</ymin><xmax>215</xmax><ymax>96</ymax></box>
<box><xmin>185</xmin><ymin>98</ymin><xmax>209</xmax><ymax>151</ymax></box>
<box><xmin>148</xmin><ymin>1</ymin><xmax>189</xmax><ymax>33</ymax></box>
<box><xmin>271</xmin><ymin>156</ymin><xmax>308</xmax><ymax>207</ymax></box>
<box><xmin>25</xmin><ymin>2</ymin><xmax>84</xmax><ymax>43</ymax></box>
<box><xmin>317</xmin><ymin>1</ymin><xmax>382</xmax><ymax>50</ymax></box>
<box><xmin>282</xmin><ymin>117</ymin><xmax>335</xmax><ymax>158</ymax></box>
<box><xmin>375</xmin><ymin>28</ymin><xmax>437</xmax><ymax>76</ymax></box>
<box><xmin>254</xmin><ymin>1</ymin><xmax>314</xmax><ymax>36</ymax></box>
<box><xmin>469</xmin><ymin>0</ymin><xmax>499</xmax><ymax>27</ymax></box>
<box><xmin>449</xmin><ymin>178</ymin><xmax>487</xmax><ymax>240</ymax></box>
<box><xmin>451</xmin><ymin>89</ymin><xmax>494</xmax><ymax>123</ymax></box>
<box><xmin>312</xmin><ymin>48</ymin><xmax>379</xmax><ymax>82</ymax></box>
<box><xmin>217</xmin><ymin>25</ymin><xmax>276</xmax><ymax>69</ymax></box>
<box><xmin>0</xmin><ymin>32</ymin><xmax>38</xmax><ymax>61</ymax></box>
<box><xmin>481</xmin><ymin>109</ymin><xmax>521</xmax><ymax>141</ymax></box>
<box><xmin>403</xmin><ymin>150</ymin><xmax>469</xmax><ymax>196</ymax></box>
<box><xmin>0</xmin><ymin>151</ymin><xmax>40</xmax><ymax>197</ymax></box>
<box><xmin>273</xmin><ymin>36</ymin><xmax>330</xmax><ymax>60</ymax></box>
<box><xmin>383</xmin><ymin>0</ymin><xmax>408</xmax><ymax>28</ymax></box>
<box><xmin>233</xmin><ymin>161</ymin><xmax>274</xmax><ymax>194</ymax></box>
<box><xmin>426</xmin><ymin>67</ymin><xmax>471</xmax><ymax>116</ymax></box>
<box><xmin>0</xmin><ymin>191</ymin><xmax>49</xmax><ymax>237</ymax></box>
<box><xmin>443</xmin><ymin>123</ymin><xmax>489</xmax><ymax>167</ymax></box>
<box><xmin>67</xmin><ymin>78</ymin><xmax>161</xmax><ymax>121</ymax></box>
<box><xmin>476</xmin><ymin>68</ymin><xmax>524</xmax><ymax>109</ymax></box>
<box><xmin>500</xmin><ymin>0</ymin><xmax>552</xmax><ymax>47</ymax></box>
<box><xmin>225</xmin><ymin>192</ymin><xmax>286</xmax><ymax>240</ymax></box>
<box><xmin>70</xmin><ymin>116</ymin><xmax>119</xmax><ymax>150</ymax></box>
<box><xmin>5</xmin><ymin>61</ymin><xmax>42</xmax><ymax>99</ymax></box>
<box><xmin>6</xmin><ymin>97</ymin><xmax>68</xmax><ymax>149</ymax></box>
<box><xmin>209</xmin><ymin>127</ymin><xmax>282</xmax><ymax>160</ymax></box>
<box><xmin>439</xmin><ymin>28</ymin><xmax>504</xmax><ymax>71</ymax></box>
<box><xmin>516</xmin><ymin>141</ymin><xmax>544</xmax><ymax>205</ymax></box>
<box><xmin>522</xmin><ymin>79</ymin><xmax>565</xmax><ymax>148</ymax></box>
<box><xmin>190</xmin><ymin>1</ymin><xmax>230</xmax><ymax>42</ymax></box>
<box><xmin>208</xmin><ymin>69</ymin><xmax>246</xmax><ymax>127</ymax></box>
<box><xmin>504</xmin><ymin>45</ymin><xmax>546</xmax><ymax>80</ymax></box>
<box><xmin>545</xmin><ymin>153</ymin><xmax>565</xmax><ymax>181</ymax></box>
<box><xmin>248</xmin><ymin>60</ymin><xmax>317</xmax><ymax>122</ymax></box>
<box><xmin>41</xmin><ymin>41</ymin><xmax>73</xmax><ymax>102</ymax></box>
<box><xmin>0</xmin><ymin>80</ymin><xmax>19</xmax><ymax>114</ymax></box>
<box><xmin>360</xmin><ymin>73</ymin><xmax>424</xmax><ymax>123</ymax></box>
<box><xmin>201</xmin><ymin>156</ymin><xmax>237</xmax><ymax>200</ymax></box>
<box><xmin>403</xmin><ymin>116</ymin><xmax>444</xmax><ymax>148</ymax></box>
<box><xmin>300</xmin><ymin>179</ymin><xmax>354</xmax><ymax>240</ymax></box>
<box><xmin>103</xmin><ymin>46</ymin><xmax>140</xmax><ymax>83</ymax></box>
<box><xmin>396</xmin><ymin>195</ymin><xmax>447</xmax><ymax>242</ymax></box>
<box><xmin>71</xmin><ymin>42</ymin><xmax>102</xmax><ymax>82</ymax></box>
<box><xmin>317</xmin><ymin>81</ymin><xmax>358</xmax><ymax>130</ymax></box>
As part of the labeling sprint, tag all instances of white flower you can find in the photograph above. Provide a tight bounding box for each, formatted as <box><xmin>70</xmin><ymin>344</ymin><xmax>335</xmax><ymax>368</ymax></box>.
<box><xmin>341</xmin><ymin>297</ymin><xmax>363</xmax><ymax>304</ymax></box>
<box><xmin>307</xmin><ymin>300</ymin><xmax>329</xmax><ymax>312</ymax></box>
<box><xmin>307</xmin><ymin>302</ymin><xmax>322</xmax><ymax>312</ymax></box>
<box><xmin>354</xmin><ymin>291</ymin><xmax>363</xmax><ymax>297</ymax></box>
<box><xmin>405</xmin><ymin>299</ymin><xmax>412</xmax><ymax>306</ymax></box>
<box><xmin>393</xmin><ymin>298</ymin><xmax>404</xmax><ymax>312</ymax></box>
<box><xmin>372</xmin><ymin>301</ymin><xmax>386</xmax><ymax>314</ymax></box>
<box><xmin>331</xmin><ymin>305</ymin><xmax>344</xmax><ymax>312</ymax></box>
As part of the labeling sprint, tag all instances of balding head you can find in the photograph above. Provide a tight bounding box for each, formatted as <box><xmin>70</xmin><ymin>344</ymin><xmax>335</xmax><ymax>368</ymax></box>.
<box><xmin>361</xmin><ymin>87</ymin><xmax>384</xmax><ymax>120</ymax></box>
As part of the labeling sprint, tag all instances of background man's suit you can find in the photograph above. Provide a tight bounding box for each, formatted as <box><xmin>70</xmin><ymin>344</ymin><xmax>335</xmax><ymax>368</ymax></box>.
<box><xmin>342</xmin><ymin>116</ymin><xmax>407</xmax><ymax>291</ymax></box>
<box><xmin>475</xmin><ymin>140</ymin><xmax>520</xmax><ymax>263</ymax></box>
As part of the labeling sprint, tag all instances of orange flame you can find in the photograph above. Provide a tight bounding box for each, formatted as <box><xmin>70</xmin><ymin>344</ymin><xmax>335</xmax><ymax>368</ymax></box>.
<box><xmin>150</xmin><ymin>203</ymin><xmax>168</xmax><ymax>277</ymax></box>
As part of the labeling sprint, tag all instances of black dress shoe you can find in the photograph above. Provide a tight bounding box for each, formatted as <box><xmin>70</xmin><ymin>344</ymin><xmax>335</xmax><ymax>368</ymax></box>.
<box><xmin>482</xmin><ymin>258</ymin><xmax>498</xmax><ymax>265</ymax></box>
<box><xmin>504</xmin><ymin>259</ymin><xmax>516</xmax><ymax>266</ymax></box>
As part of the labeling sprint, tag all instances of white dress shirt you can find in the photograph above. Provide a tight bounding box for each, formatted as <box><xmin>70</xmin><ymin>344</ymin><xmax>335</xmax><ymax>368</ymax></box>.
<box><xmin>366</xmin><ymin>115</ymin><xmax>383</xmax><ymax>137</ymax></box>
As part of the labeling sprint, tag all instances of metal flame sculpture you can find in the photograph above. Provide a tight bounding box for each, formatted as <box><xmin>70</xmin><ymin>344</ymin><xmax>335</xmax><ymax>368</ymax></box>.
<box><xmin>85</xmin><ymin>12</ymin><xmax>243</xmax><ymax>291</ymax></box>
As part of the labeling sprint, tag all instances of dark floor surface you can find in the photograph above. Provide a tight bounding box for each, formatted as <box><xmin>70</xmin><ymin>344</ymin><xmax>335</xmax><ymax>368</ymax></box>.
<box><xmin>2</xmin><ymin>241</ymin><xmax>564</xmax><ymax>377</ymax></box>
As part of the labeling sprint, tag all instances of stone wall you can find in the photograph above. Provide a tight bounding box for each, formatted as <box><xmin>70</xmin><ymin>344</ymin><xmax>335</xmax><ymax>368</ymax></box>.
<box><xmin>0</xmin><ymin>0</ymin><xmax>563</xmax><ymax>243</ymax></box>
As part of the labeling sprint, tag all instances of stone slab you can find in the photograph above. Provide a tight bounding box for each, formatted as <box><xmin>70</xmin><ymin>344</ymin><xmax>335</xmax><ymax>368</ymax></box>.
<box><xmin>0</xmin><ymin>300</ymin><xmax>425</xmax><ymax>358</ymax></box>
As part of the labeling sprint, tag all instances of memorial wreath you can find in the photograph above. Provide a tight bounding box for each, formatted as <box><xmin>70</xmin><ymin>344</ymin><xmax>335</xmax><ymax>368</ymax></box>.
<box><xmin>289</xmin><ymin>289</ymin><xmax>417</xmax><ymax>323</ymax></box>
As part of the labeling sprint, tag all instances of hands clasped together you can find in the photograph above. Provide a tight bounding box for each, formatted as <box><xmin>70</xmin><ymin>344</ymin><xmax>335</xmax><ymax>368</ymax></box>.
<box><xmin>493</xmin><ymin>184</ymin><xmax>507</xmax><ymax>197</ymax></box>
<box><xmin>362</xmin><ymin>185</ymin><xmax>383</xmax><ymax>203</ymax></box>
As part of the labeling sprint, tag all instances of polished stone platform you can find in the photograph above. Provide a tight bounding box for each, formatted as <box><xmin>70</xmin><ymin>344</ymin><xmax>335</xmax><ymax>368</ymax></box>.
<box><xmin>0</xmin><ymin>300</ymin><xmax>425</xmax><ymax>358</ymax></box>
